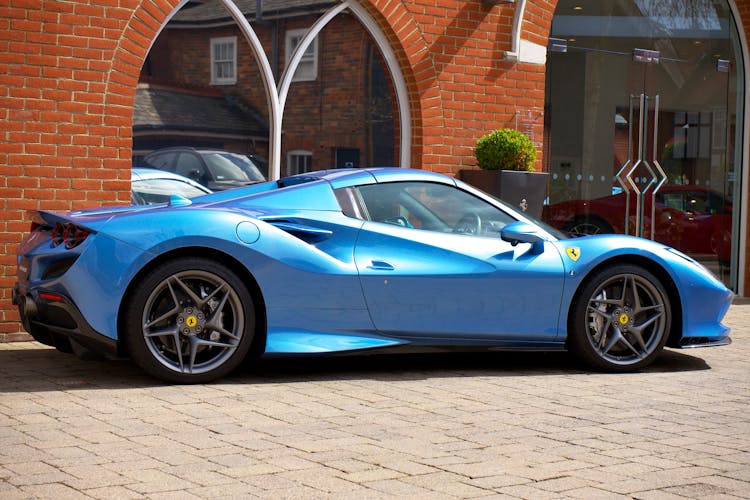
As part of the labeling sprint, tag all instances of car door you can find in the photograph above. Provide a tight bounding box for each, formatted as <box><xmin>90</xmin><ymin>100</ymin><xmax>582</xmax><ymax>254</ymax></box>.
<box><xmin>351</xmin><ymin>181</ymin><xmax>566</xmax><ymax>343</ymax></box>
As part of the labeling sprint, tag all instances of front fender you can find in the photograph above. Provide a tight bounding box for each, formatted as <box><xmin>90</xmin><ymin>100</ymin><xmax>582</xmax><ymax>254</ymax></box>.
<box><xmin>553</xmin><ymin>235</ymin><xmax>732</xmax><ymax>343</ymax></box>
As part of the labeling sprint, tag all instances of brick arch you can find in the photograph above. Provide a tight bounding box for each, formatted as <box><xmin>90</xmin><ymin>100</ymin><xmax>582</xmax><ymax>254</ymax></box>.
<box><xmin>106</xmin><ymin>0</ymin><xmax>440</xmax><ymax>172</ymax></box>
<box><xmin>356</xmin><ymin>2</ymin><xmax>560</xmax><ymax>175</ymax></box>
<box><xmin>513</xmin><ymin>0</ymin><xmax>557</xmax><ymax>55</ymax></box>
<box><xmin>102</xmin><ymin>0</ymin><xmax>183</xmax><ymax>196</ymax></box>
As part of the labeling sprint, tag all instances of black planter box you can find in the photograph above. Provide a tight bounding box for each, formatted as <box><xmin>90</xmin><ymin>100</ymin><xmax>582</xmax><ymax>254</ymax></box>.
<box><xmin>458</xmin><ymin>169</ymin><xmax>549</xmax><ymax>219</ymax></box>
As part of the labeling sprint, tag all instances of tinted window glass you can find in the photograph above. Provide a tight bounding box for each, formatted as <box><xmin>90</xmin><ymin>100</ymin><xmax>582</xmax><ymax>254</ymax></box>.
<box><xmin>175</xmin><ymin>153</ymin><xmax>206</xmax><ymax>182</ymax></box>
<box><xmin>132</xmin><ymin>178</ymin><xmax>208</xmax><ymax>205</ymax></box>
<box><xmin>356</xmin><ymin>182</ymin><xmax>514</xmax><ymax>237</ymax></box>
<box><xmin>207</xmin><ymin>153</ymin><xmax>265</xmax><ymax>182</ymax></box>
<box><xmin>146</xmin><ymin>152</ymin><xmax>175</xmax><ymax>170</ymax></box>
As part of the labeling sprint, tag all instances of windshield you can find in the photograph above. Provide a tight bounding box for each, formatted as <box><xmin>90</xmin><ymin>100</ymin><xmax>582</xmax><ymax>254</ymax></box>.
<box><xmin>201</xmin><ymin>153</ymin><xmax>255</xmax><ymax>182</ymax></box>
<box><xmin>208</xmin><ymin>153</ymin><xmax>266</xmax><ymax>182</ymax></box>
<box><xmin>476</xmin><ymin>190</ymin><xmax>567</xmax><ymax>240</ymax></box>
<box><xmin>132</xmin><ymin>178</ymin><xmax>208</xmax><ymax>205</ymax></box>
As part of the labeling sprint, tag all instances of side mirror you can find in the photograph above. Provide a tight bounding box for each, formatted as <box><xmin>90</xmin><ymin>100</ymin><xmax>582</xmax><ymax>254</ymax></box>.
<box><xmin>501</xmin><ymin>221</ymin><xmax>545</xmax><ymax>247</ymax></box>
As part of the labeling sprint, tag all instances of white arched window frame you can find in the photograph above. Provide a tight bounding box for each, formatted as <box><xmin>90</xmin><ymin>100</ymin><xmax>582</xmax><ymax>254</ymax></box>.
<box><xmin>194</xmin><ymin>0</ymin><xmax>411</xmax><ymax>180</ymax></box>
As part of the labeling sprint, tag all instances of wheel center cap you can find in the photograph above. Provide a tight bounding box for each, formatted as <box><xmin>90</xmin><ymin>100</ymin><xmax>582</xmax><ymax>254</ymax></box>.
<box><xmin>177</xmin><ymin>307</ymin><xmax>206</xmax><ymax>336</ymax></box>
<box><xmin>618</xmin><ymin>313</ymin><xmax>629</xmax><ymax>325</ymax></box>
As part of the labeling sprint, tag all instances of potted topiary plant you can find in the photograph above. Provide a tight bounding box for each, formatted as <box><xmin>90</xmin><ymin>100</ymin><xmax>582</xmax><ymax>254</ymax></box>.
<box><xmin>459</xmin><ymin>128</ymin><xmax>549</xmax><ymax>218</ymax></box>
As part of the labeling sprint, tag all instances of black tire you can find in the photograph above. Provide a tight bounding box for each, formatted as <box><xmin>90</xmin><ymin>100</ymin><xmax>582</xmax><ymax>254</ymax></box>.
<box><xmin>568</xmin><ymin>264</ymin><xmax>670</xmax><ymax>372</ymax></box>
<box><xmin>123</xmin><ymin>257</ymin><xmax>255</xmax><ymax>383</ymax></box>
<box><xmin>563</xmin><ymin>216</ymin><xmax>613</xmax><ymax>236</ymax></box>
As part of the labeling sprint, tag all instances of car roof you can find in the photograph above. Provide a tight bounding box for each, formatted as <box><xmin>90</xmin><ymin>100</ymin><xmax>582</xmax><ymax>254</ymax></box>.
<box><xmin>144</xmin><ymin>147</ymin><xmax>243</xmax><ymax>155</ymax></box>
<box><xmin>289</xmin><ymin>167</ymin><xmax>458</xmax><ymax>189</ymax></box>
<box><xmin>192</xmin><ymin>167</ymin><xmax>461</xmax><ymax>207</ymax></box>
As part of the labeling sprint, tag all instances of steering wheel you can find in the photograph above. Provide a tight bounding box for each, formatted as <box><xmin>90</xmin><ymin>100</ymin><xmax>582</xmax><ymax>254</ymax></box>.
<box><xmin>453</xmin><ymin>212</ymin><xmax>482</xmax><ymax>235</ymax></box>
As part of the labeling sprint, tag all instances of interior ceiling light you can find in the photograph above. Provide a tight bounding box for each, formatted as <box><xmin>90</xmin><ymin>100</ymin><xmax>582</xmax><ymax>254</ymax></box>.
<box><xmin>573</xmin><ymin>5</ymin><xmax>583</xmax><ymax>10</ymax></box>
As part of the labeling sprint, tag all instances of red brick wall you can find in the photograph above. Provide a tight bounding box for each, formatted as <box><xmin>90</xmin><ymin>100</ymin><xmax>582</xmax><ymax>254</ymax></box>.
<box><xmin>1</xmin><ymin>0</ymin><xmax>136</xmax><ymax>340</ymax></box>
<box><xmin>0</xmin><ymin>0</ymin><xmax>748</xmax><ymax>340</ymax></box>
<box><xmin>359</xmin><ymin>0</ymin><xmax>553</xmax><ymax>175</ymax></box>
<box><xmin>282</xmin><ymin>15</ymin><xmax>373</xmax><ymax>170</ymax></box>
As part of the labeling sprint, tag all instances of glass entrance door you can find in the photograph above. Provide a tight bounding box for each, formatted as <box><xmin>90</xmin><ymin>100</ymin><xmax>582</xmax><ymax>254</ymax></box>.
<box><xmin>543</xmin><ymin>0</ymin><xmax>741</xmax><ymax>287</ymax></box>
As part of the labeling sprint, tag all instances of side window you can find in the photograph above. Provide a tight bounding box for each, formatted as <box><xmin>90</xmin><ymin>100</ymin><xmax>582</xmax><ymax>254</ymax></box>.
<box><xmin>686</xmin><ymin>191</ymin><xmax>708</xmax><ymax>214</ymax></box>
<box><xmin>355</xmin><ymin>182</ymin><xmax>514</xmax><ymax>237</ymax></box>
<box><xmin>175</xmin><ymin>153</ymin><xmax>206</xmax><ymax>183</ymax></box>
<box><xmin>210</xmin><ymin>37</ymin><xmax>237</xmax><ymax>85</ymax></box>
<box><xmin>287</xmin><ymin>150</ymin><xmax>312</xmax><ymax>176</ymax></box>
<box><xmin>659</xmin><ymin>192</ymin><xmax>685</xmax><ymax>211</ymax></box>
<box><xmin>145</xmin><ymin>152</ymin><xmax>174</xmax><ymax>171</ymax></box>
<box><xmin>285</xmin><ymin>29</ymin><xmax>318</xmax><ymax>82</ymax></box>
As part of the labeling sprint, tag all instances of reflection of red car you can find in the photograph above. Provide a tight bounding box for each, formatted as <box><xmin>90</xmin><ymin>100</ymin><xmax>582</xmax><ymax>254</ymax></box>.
<box><xmin>543</xmin><ymin>186</ymin><xmax>732</xmax><ymax>262</ymax></box>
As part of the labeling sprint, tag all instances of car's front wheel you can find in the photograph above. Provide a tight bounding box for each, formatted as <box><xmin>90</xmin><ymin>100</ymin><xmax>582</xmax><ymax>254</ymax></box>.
<box><xmin>124</xmin><ymin>257</ymin><xmax>255</xmax><ymax>383</ymax></box>
<box><xmin>568</xmin><ymin>264</ymin><xmax>670</xmax><ymax>372</ymax></box>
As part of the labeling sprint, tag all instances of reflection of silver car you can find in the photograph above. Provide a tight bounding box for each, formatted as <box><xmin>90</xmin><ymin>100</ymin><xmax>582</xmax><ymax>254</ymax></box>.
<box><xmin>141</xmin><ymin>147</ymin><xmax>266</xmax><ymax>191</ymax></box>
<box><xmin>131</xmin><ymin>168</ymin><xmax>212</xmax><ymax>205</ymax></box>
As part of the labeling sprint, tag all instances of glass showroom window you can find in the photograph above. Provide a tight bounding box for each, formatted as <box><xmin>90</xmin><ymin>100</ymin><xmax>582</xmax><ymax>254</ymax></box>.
<box><xmin>211</xmin><ymin>36</ymin><xmax>237</xmax><ymax>85</ymax></box>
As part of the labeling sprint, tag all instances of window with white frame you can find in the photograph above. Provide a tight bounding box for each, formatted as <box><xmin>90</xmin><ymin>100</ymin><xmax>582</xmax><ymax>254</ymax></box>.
<box><xmin>285</xmin><ymin>29</ymin><xmax>318</xmax><ymax>82</ymax></box>
<box><xmin>210</xmin><ymin>37</ymin><xmax>237</xmax><ymax>85</ymax></box>
<box><xmin>287</xmin><ymin>150</ymin><xmax>312</xmax><ymax>176</ymax></box>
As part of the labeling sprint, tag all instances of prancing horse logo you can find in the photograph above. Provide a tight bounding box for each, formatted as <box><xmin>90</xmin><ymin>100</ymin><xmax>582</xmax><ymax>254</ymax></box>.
<box><xmin>566</xmin><ymin>247</ymin><xmax>581</xmax><ymax>262</ymax></box>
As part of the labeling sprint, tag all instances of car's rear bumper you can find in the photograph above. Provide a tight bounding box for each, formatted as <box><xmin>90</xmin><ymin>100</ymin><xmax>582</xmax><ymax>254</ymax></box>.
<box><xmin>12</xmin><ymin>283</ymin><xmax>118</xmax><ymax>357</ymax></box>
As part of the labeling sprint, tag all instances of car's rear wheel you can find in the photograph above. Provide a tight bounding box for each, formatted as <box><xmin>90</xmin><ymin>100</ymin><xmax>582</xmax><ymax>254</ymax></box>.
<box><xmin>124</xmin><ymin>257</ymin><xmax>254</xmax><ymax>383</ymax></box>
<box><xmin>569</xmin><ymin>264</ymin><xmax>670</xmax><ymax>372</ymax></box>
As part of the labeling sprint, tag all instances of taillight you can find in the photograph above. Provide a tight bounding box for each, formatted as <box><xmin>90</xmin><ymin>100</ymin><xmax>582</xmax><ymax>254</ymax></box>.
<box><xmin>51</xmin><ymin>223</ymin><xmax>90</xmax><ymax>249</ymax></box>
<box><xmin>29</xmin><ymin>212</ymin><xmax>46</xmax><ymax>233</ymax></box>
<box><xmin>51</xmin><ymin>224</ymin><xmax>64</xmax><ymax>246</ymax></box>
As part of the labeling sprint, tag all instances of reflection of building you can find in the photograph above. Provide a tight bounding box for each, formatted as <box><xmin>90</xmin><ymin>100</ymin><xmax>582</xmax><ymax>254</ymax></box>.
<box><xmin>133</xmin><ymin>83</ymin><xmax>269</xmax><ymax>165</ymax></box>
<box><xmin>136</xmin><ymin>0</ymin><xmax>396</xmax><ymax>175</ymax></box>
<box><xmin>543</xmin><ymin>0</ymin><xmax>744</xmax><ymax>286</ymax></box>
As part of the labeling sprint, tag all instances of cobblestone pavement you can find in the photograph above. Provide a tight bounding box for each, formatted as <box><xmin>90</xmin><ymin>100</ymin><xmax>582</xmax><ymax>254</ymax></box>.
<box><xmin>1</xmin><ymin>307</ymin><xmax>749</xmax><ymax>499</ymax></box>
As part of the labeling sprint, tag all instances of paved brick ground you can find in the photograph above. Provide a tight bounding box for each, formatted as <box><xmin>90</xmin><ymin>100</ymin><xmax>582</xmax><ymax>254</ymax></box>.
<box><xmin>1</xmin><ymin>307</ymin><xmax>749</xmax><ymax>499</ymax></box>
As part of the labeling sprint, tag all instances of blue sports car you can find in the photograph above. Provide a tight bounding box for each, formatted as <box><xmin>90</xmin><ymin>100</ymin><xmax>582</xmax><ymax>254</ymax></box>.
<box><xmin>13</xmin><ymin>168</ymin><xmax>733</xmax><ymax>383</ymax></box>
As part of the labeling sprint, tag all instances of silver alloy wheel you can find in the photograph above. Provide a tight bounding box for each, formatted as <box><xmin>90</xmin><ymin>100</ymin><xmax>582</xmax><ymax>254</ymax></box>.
<box><xmin>585</xmin><ymin>273</ymin><xmax>666</xmax><ymax>366</ymax></box>
<box><xmin>141</xmin><ymin>269</ymin><xmax>245</xmax><ymax>375</ymax></box>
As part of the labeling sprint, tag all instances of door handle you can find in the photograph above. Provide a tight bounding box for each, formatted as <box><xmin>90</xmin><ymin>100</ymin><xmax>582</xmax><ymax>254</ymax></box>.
<box><xmin>368</xmin><ymin>260</ymin><xmax>394</xmax><ymax>271</ymax></box>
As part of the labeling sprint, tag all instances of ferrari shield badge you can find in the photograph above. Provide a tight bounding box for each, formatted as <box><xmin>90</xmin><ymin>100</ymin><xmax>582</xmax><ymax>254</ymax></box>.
<box><xmin>566</xmin><ymin>247</ymin><xmax>581</xmax><ymax>262</ymax></box>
